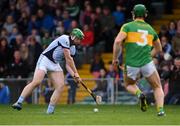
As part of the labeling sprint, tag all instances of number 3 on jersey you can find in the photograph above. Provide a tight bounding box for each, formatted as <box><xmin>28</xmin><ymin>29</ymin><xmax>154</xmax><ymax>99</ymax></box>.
<box><xmin>136</xmin><ymin>29</ymin><xmax>148</xmax><ymax>46</ymax></box>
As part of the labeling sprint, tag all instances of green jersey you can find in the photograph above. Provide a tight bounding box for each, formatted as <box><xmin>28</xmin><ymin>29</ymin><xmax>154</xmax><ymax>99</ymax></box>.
<box><xmin>120</xmin><ymin>19</ymin><xmax>159</xmax><ymax>67</ymax></box>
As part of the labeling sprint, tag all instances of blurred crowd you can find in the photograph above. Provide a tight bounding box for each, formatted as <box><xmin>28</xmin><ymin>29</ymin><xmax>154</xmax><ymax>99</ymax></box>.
<box><xmin>155</xmin><ymin>20</ymin><xmax>180</xmax><ymax>104</ymax></box>
<box><xmin>0</xmin><ymin>0</ymin><xmax>124</xmax><ymax>78</ymax></box>
<box><xmin>0</xmin><ymin>0</ymin><xmax>165</xmax><ymax>78</ymax></box>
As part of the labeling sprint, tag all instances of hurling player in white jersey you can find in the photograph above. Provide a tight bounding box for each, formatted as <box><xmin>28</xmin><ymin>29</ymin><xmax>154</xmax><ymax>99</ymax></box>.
<box><xmin>12</xmin><ymin>28</ymin><xmax>84</xmax><ymax>114</ymax></box>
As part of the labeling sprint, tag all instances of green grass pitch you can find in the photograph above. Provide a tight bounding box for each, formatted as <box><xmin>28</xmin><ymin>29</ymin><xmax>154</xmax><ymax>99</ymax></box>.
<box><xmin>0</xmin><ymin>104</ymin><xmax>180</xmax><ymax>125</ymax></box>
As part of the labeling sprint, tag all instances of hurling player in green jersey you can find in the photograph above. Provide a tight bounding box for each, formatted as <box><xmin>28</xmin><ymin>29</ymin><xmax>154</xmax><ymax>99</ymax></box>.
<box><xmin>113</xmin><ymin>4</ymin><xmax>165</xmax><ymax>116</ymax></box>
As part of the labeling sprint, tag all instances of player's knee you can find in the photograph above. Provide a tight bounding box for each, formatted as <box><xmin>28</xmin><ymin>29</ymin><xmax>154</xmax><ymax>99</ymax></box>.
<box><xmin>124</xmin><ymin>84</ymin><xmax>132</xmax><ymax>92</ymax></box>
<box><xmin>155</xmin><ymin>86</ymin><xmax>164</xmax><ymax>94</ymax></box>
<box><xmin>31</xmin><ymin>80</ymin><xmax>42</xmax><ymax>87</ymax></box>
<box><xmin>55</xmin><ymin>84</ymin><xmax>64</xmax><ymax>92</ymax></box>
<box><xmin>124</xmin><ymin>77</ymin><xmax>137</xmax><ymax>90</ymax></box>
<box><xmin>124</xmin><ymin>82</ymin><xmax>135</xmax><ymax>89</ymax></box>
<box><xmin>124</xmin><ymin>83</ymin><xmax>129</xmax><ymax>90</ymax></box>
<box><xmin>151</xmin><ymin>82</ymin><xmax>162</xmax><ymax>89</ymax></box>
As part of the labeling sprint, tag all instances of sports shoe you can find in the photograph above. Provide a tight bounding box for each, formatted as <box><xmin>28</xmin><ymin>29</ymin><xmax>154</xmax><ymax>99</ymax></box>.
<box><xmin>157</xmin><ymin>111</ymin><xmax>166</xmax><ymax>117</ymax></box>
<box><xmin>12</xmin><ymin>102</ymin><xmax>22</xmax><ymax>111</ymax></box>
<box><xmin>139</xmin><ymin>93</ymin><xmax>148</xmax><ymax>112</ymax></box>
<box><xmin>46</xmin><ymin>104</ymin><xmax>55</xmax><ymax>114</ymax></box>
<box><xmin>46</xmin><ymin>111</ymin><xmax>54</xmax><ymax>115</ymax></box>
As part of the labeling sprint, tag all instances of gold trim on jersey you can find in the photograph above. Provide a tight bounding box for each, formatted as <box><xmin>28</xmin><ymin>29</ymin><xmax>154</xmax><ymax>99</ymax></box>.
<box><xmin>120</xmin><ymin>31</ymin><xmax>127</xmax><ymax>36</ymax></box>
<box><xmin>125</xmin><ymin>32</ymin><xmax>154</xmax><ymax>46</ymax></box>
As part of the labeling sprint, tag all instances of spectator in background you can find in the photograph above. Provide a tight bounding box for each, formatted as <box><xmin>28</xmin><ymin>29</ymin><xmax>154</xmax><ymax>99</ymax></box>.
<box><xmin>106</xmin><ymin>61</ymin><xmax>120</xmax><ymax>98</ymax></box>
<box><xmin>16</xmin><ymin>0</ymin><xmax>30</xmax><ymax>16</ymax></box>
<box><xmin>28</xmin><ymin>14</ymin><xmax>39</xmax><ymax>34</ymax></box>
<box><xmin>32</xmin><ymin>0</ymin><xmax>49</xmax><ymax>14</ymax></box>
<box><xmin>53</xmin><ymin>8</ymin><xmax>63</xmax><ymax>25</ymax></box>
<box><xmin>95</xmin><ymin>6</ymin><xmax>103</xmax><ymax>18</ymax></box>
<box><xmin>157</xmin><ymin>60</ymin><xmax>170</xmax><ymax>97</ymax></box>
<box><xmin>3</xmin><ymin>15</ymin><xmax>17</xmax><ymax>35</ymax></box>
<box><xmin>41</xmin><ymin>31</ymin><xmax>52</xmax><ymax>49</ymax></box>
<box><xmin>79</xmin><ymin>3</ymin><xmax>93</xmax><ymax>26</ymax></box>
<box><xmin>165</xmin><ymin>57</ymin><xmax>180</xmax><ymax>104</ymax></box>
<box><xmin>10</xmin><ymin>34</ymin><xmax>23</xmax><ymax>52</ymax></box>
<box><xmin>66</xmin><ymin>73</ymin><xmax>78</xmax><ymax>104</ymax></box>
<box><xmin>93</xmin><ymin>6</ymin><xmax>103</xmax><ymax>44</ymax></box>
<box><xmin>82</xmin><ymin>0</ymin><xmax>91</xmax><ymax>8</ymax></box>
<box><xmin>93</xmin><ymin>68</ymin><xmax>107</xmax><ymax>93</ymax></box>
<box><xmin>66</xmin><ymin>0</ymin><xmax>80</xmax><ymax>20</ymax></box>
<box><xmin>92</xmin><ymin>68</ymin><xmax>108</xmax><ymax>101</ymax></box>
<box><xmin>67</xmin><ymin>20</ymin><xmax>78</xmax><ymax>34</ymax></box>
<box><xmin>81</xmin><ymin>24</ymin><xmax>94</xmax><ymax>46</ymax></box>
<box><xmin>99</xmin><ymin>6</ymin><xmax>115</xmax><ymax>52</ymax></box>
<box><xmin>107</xmin><ymin>61</ymin><xmax>120</xmax><ymax>80</ymax></box>
<box><xmin>90</xmin><ymin>12</ymin><xmax>101</xmax><ymax>32</ymax></box>
<box><xmin>0</xmin><ymin>83</ymin><xmax>10</xmax><ymax>104</ymax></box>
<box><xmin>17</xmin><ymin>11</ymin><xmax>29</xmax><ymax>36</ymax></box>
<box><xmin>79</xmin><ymin>0</ymin><xmax>91</xmax><ymax>19</ymax></box>
<box><xmin>19</xmin><ymin>43</ymin><xmax>32</xmax><ymax>73</ymax></box>
<box><xmin>100</xmin><ymin>6</ymin><xmax>115</xmax><ymax>30</ymax></box>
<box><xmin>27</xmin><ymin>36</ymin><xmax>43</xmax><ymax>71</ymax></box>
<box><xmin>7</xmin><ymin>2</ymin><xmax>20</xmax><ymax>22</ymax></box>
<box><xmin>95</xmin><ymin>0</ymin><xmax>114</xmax><ymax>10</ymax></box>
<box><xmin>159</xmin><ymin>36</ymin><xmax>172</xmax><ymax>61</ymax></box>
<box><xmin>36</xmin><ymin>9</ymin><xmax>55</xmax><ymax>34</ymax></box>
<box><xmin>0</xmin><ymin>28</ymin><xmax>8</xmax><ymax>41</ymax></box>
<box><xmin>48</xmin><ymin>0</ymin><xmax>62</xmax><ymax>15</ymax></box>
<box><xmin>81</xmin><ymin>24</ymin><xmax>94</xmax><ymax>63</ymax></box>
<box><xmin>43</xmin><ymin>80</ymin><xmax>54</xmax><ymax>104</ymax></box>
<box><xmin>30</xmin><ymin>28</ymin><xmax>41</xmax><ymax>44</ymax></box>
<box><xmin>112</xmin><ymin>4</ymin><xmax>125</xmax><ymax>29</ymax></box>
<box><xmin>172</xmin><ymin>20</ymin><xmax>180</xmax><ymax>57</ymax></box>
<box><xmin>62</xmin><ymin>10</ymin><xmax>72</xmax><ymax>32</ymax></box>
<box><xmin>90</xmin><ymin>52</ymin><xmax>105</xmax><ymax>78</ymax></box>
<box><xmin>52</xmin><ymin>20</ymin><xmax>65</xmax><ymax>38</ymax></box>
<box><xmin>159</xmin><ymin>61</ymin><xmax>171</xmax><ymax>83</ymax></box>
<box><xmin>168</xmin><ymin>20</ymin><xmax>176</xmax><ymax>41</ymax></box>
<box><xmin>90</xmin><ymin>12</ymin><xmax>103</xmax><ymax>51</ymax></box>
<box><xmin>9</xmin><ymin>26</ymin><xmax>19</xmax><ymax>44</ymax></box>
<box><xmin>0</xmin><ymin>37</ymin><xmax>12</xmax><ymax>77</ymax></box>
<box><xmin>7</xmin><ymin>50</ymin><xmax>29</xmax><ymax>78</ymax></box>
<box><xmin>161</xmin><ymin>36</ymin><xmax>172</xmax><ymax>53</ymax></box>
<box><xmin>158</xmin><ymin>25</ymin><xmax>170</xmax><ymax>40</ymax></box>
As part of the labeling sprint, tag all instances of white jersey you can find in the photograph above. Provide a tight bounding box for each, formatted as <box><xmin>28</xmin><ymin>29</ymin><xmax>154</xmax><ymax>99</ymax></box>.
<box><xmin>42</xmin><ymin>35</ymin><xmax>76</xmax><ymax>63</ymax></box>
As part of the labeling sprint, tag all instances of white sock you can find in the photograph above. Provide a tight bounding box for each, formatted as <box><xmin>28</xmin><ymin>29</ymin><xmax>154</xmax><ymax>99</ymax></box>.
<box><xmin>17</xmin><ymin>96</ymin><xmax>24</xmax><ymax>104</ymax></box>
<box><xmin>47</xmin><ymin>104</ymin><xmax>55</xmax><ymax>114</ymax></box>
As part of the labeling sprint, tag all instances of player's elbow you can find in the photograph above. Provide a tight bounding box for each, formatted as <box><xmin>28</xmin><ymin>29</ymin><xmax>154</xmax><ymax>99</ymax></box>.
<box><xmin>65</xmin><ymin>64</ymin><xmax>69</xmax><ymax>70</ymax></box>
<box><xmin>156</xmin><ymin>46</ymin><xmax>162</xmax><ymax>53</ymax></box>
<box><xmin>114</xmin><ymin>40</ymin><xmax>122</xmax><ymax>47</ymax></box>
<box><xmin>159</xmin><ymin>49</ymin><xmax>162</xmax><ymax>54</ymax></box>
<box><xmin>154</xmin><ymin>40</ymin><xmax>162</xmax><ymax>53</ymax></box>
